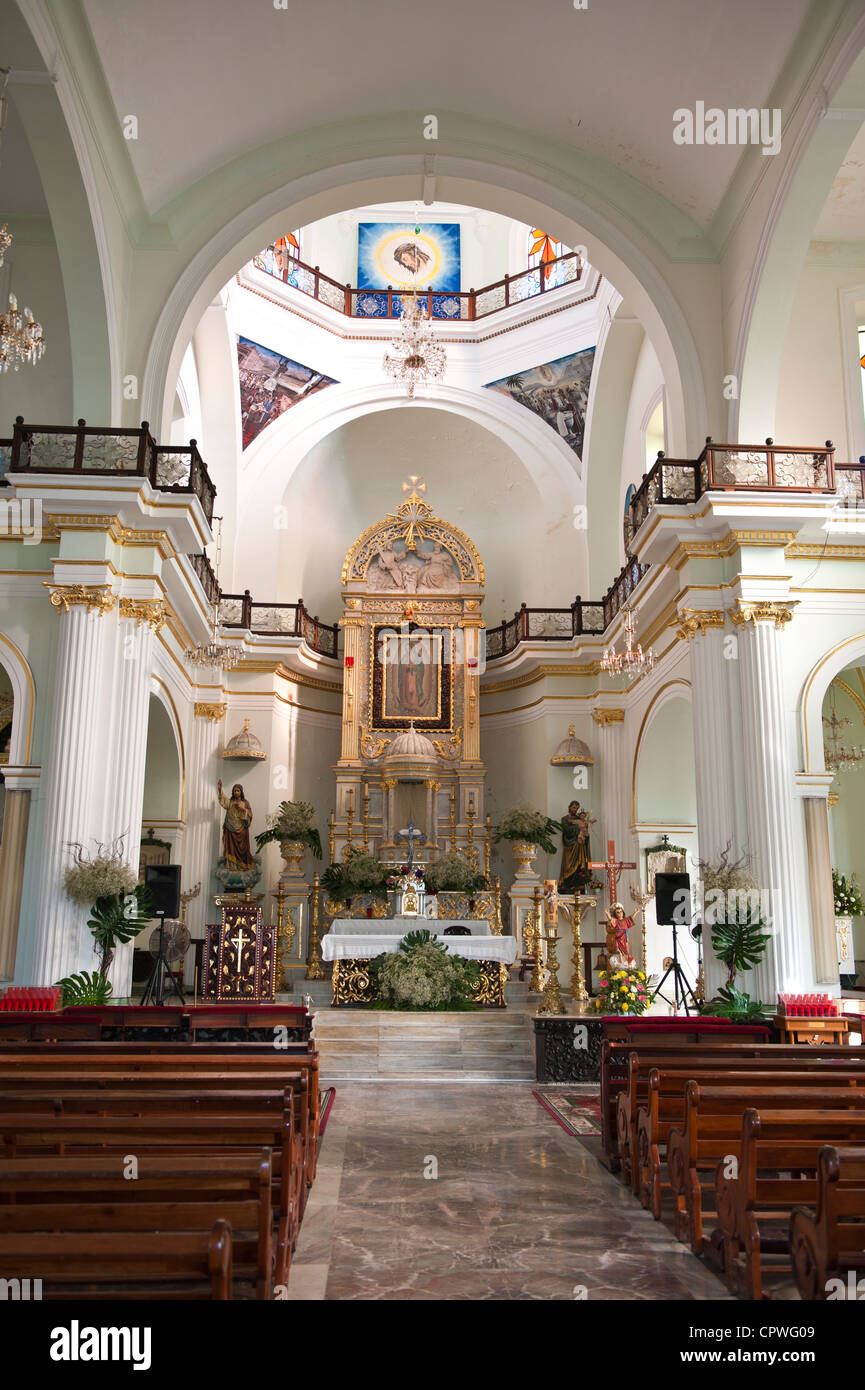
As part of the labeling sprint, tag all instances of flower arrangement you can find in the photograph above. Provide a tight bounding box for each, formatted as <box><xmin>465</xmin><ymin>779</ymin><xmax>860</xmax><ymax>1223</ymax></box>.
<box><xmin>594</xmin><ymin>966</ymin><xmax>650</xmax><ymax>1015</ymax></box>
<box><xmin>491</xmin><ymin>802</ymin><xmax>560</xmax><ymax>854</ymax></box>
<box><xmin>423</xmin><ymin>851</ymin><xmax>489</xmax><ymax>895</ymax></box>
<box><xmin>367</xmin><ymin>929</ymin><xmax>479</xmax><ymax>1011</ymax></box>
<box><xmin>321</xmin><ymin>847</ymin><xmax>390</xmax><ymax>904</ymax></box>
<box><xmin>255</xmin><ymin>801</ymin><xmax>322</xmax><ymax>858</ymax></box>
<box><xmin>833</xmin><ymin>869</ymin><xmax>863</xmax><ymax>917</ymax></box>
<box><xmin>386</xmin><ymin>864</ymin><xmax>425</xmax><ymax>888</ymax></box>
<box><xmin>63</xmin><ymin>839</ymin><xmax>155</xmax><ymax>977</ymax></box>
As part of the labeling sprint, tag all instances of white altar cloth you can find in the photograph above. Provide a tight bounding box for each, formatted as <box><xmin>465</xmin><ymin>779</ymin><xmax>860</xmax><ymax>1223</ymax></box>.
<box><xmin>330</xmin><ymin>918</ymin><xmax>491</xmax><ymax>937</ymax></box>
<box><xmin>322</xmin><ymin>933</ymin><xmax>517</xmax><ymax>963</ymax></box>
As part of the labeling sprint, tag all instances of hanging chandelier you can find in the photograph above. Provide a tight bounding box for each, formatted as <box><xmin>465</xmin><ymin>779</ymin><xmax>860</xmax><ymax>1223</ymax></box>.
<box><xmin>823</xmin><ymin>692</ymin><xmax>864</xmax><ymax>775</ymax></box>
<box><xmin>185</xmin><ymin>518</ymin><xmax>244</xmax><ymax>671</ymax></box>
<box><xmin>383</xmin><ymin>293</ymin><xmax>446</xmax><ymax>399</ymax></box>
<box><xmin>0</xmin><ymin>72</ymin><xmax>45</xmax><ymax>374</ymax></box>
<box><xmin>600</xmin><ymin>606</ymin><xmax>655</xmax><ymax>678</ymax></box>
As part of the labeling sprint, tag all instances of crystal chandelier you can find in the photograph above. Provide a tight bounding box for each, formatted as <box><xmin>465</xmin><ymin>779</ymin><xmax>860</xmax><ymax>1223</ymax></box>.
<box><xmin>600</xmin><ymin>606</ymin><xmax>655</xmax><ymax>678</ymax></box>
<box><xmin>0</xmin><ymin>72</ymin><xmax>45</xmax><ymax>374</ymax></box>
<box><xmin>383</xmin><ymin>293</ymin><xmax>446</xmax><ymax>399</ymax></box>
<box><xmin>185</xmin><ymin>518</ymin><xmax>244</xmax><ymax>671</ymax></box>
<box><xmin>823</xmin><ymin>693</ymin><xmax>864</xmax><ymax>775</ymax></box>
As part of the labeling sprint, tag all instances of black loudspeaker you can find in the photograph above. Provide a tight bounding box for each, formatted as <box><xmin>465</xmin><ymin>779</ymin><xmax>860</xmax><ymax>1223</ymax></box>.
<box><xmin>144</xmin><ymin>864</ymin><xmax>182</xmax><ymax>919</ymax></box>
<box><xmin>655</xmin><ymin>871</ymin><xmax>691</xmax><ymax>927</ymax></box>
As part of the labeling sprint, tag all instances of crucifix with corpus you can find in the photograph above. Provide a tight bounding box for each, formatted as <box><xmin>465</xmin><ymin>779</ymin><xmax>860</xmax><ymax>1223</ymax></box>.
<box><xmin>588</xmin><ymin>839</ymin><xmax>642</xmax><ymax>967</ymax></box>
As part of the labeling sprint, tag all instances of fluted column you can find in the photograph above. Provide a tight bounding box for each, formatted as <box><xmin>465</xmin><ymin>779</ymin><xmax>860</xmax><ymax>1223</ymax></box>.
<box><xmin>733</xmin><ymin>602</ymin><xmax>805</xmax><ymax>995</ymax></box>
<box><xmin>104</xmin><ymin>600</ymin><xmax>163</xmax><ymax>997</ymax></box>
<box><xmin>681</xmin><ymin>610</ymin><xmax>747</xmax><ymax>994</ymax></box>
<box><xmin>31</xmin><ymin>587</ymin><xmax>115</xmax><ymax>984</ymax></box>
<box><xmin>184</xmin><ymin>702</ymin><xmax>226</xmax><ymax>937</ymax></box>
<box><xmin>0</xmin><ymin>781</ymin><xmax>33</xmax><ymax>979</ymax></box>
<box><xmin>591</xmin><ymin>708</ymin><xmax>632</xmax><ymax>865</ymax></box>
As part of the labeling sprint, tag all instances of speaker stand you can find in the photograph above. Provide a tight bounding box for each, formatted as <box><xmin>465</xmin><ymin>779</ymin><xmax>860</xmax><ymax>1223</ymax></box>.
<box><xmin>650</xmin><ymin>921</ymin><xmax>698</xmax><ymax>1016</ymax></box>
<box><xmin>141</xmin><ymin>913</ymin><xmax>185</xmax><ymax>1007</ymax></box>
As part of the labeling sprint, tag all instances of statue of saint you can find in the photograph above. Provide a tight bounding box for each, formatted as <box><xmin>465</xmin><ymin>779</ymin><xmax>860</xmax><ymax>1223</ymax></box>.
<box><xmin>558</xmin><ymin>800</ymin><xmax>592</xmax><ymax>893</ymax></box>
<box><xmin>216</xmin><ymin>780</ymin><xmax>256</xmax><ymax>870</ymax></box>
<box><xmin>603</xmin><ymin>903</ymin><xmax>636</xmax><ymax>968</ymax></box>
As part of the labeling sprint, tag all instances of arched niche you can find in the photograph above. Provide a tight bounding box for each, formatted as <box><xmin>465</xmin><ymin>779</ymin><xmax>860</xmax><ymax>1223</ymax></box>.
<box><xmin>823</xmin><ymin>669</ymin><xmax>865</xmax><ymax>983</ymax></box>
<box><xmin>143</xmin><ymin>690</ymin><xmax>184</xmax><ymax>828</ymax></box>
<box><xmin>634</xmin><ymin>693</ymin><xmax>697</xmax><ymax>827</ymax></box>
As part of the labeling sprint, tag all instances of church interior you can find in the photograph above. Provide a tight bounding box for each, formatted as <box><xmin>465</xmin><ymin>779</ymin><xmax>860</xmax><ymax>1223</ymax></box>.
<box><xmin>0</xmin><ymin>0</ymin><xmax>865</xmax><ymax>1333</ymax></box>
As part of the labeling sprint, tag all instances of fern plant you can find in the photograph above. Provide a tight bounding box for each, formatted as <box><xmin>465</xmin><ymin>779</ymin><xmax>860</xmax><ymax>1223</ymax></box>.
<box><xmin>56</xmin><ymin>970</ymin><xmax>113</xmax><ymax>1007</ymax></box>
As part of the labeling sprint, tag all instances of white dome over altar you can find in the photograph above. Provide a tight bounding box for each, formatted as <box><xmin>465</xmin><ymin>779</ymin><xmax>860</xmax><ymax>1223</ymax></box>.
<box><xmin>384</xmin><ymin>723</ymin><xmax>438</xmax><ymax>764</ymax></box>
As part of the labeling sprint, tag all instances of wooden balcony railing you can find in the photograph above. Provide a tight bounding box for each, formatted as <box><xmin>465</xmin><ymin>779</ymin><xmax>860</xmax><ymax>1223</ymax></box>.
<box><xmin>7</xmin><ymin>418</ymin><xmax>217</xmax><ymax>525</ymax></box>
<box><xmin>627</xmin><ymin>438</ymin><xmax>864</xmax><ymax>541</ymax></box>
<box><xmin>485</xmin><ymin>556</ymin><xmax>650</xmax><ymax>661</ymax></box>
<box><xmin>251</xmin><ymin>249</ymin><xmax>583</xmax><ymax>322</ymax></box>
<box><xmin>188</xmin><ymin>552</ymin><xmax>220</xmax><ymax>608</ymax></box>
<box><xmin>218</xmin><ymin>591</ymin><xmax>339</xmax><ymax>659</ymax></box>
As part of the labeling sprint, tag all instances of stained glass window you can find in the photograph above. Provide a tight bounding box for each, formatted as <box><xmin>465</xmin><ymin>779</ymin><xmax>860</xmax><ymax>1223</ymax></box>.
<box><xmin>859</xmin><ymin>325</ymin><xmax>865</xmax><ymax>421</ymax></box>
<box><xmin>253</xmin><ymin>231</ymin><xmax>302</xmax><ymax>285</ymax></box>
<box><xmin>527</xmin><ymin>229</ymin><xmax>569</xmax><ymax>288</ymax></box>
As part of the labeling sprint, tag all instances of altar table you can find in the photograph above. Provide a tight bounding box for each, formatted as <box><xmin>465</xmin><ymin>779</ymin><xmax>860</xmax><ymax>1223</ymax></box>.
<box><xmin>321</xmin><ymin>925</ymin><xmax>516</xmax><ymax>1008</ymax></box>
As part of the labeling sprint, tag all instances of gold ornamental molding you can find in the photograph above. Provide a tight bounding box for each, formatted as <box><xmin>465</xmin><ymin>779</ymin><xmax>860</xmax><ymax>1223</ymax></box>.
<box><xmin>119</xmin><ymin>597</ymin><xmax>166</xmax><ymax>632</ymax></box>
<box><xmin>676</xmin><ymin>608</ymin><xmax>727</xmax><ymax>642</ymax></box>
<box><xmin>43</xmin><ymin>582</ymin><xmax>115</xmax><ymax>616</ymax></box>
<box><xmin>592</xmin><ymin>707</ymin><xmax>625</xmax><ymax>726</ymax></box>
<box><xmin>194</xmin><ymin>702</ymin><xmax>226</xmax><ymax>722</ymax></box>
<box><xmin>730</xmin><ymin>600</ymin><xmax>799</xmax><ymax>629</ymax></box>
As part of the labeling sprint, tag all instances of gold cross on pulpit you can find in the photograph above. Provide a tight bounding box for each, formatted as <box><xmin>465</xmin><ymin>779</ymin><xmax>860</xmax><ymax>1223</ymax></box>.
<box><xmin>589</xmin><ymin>839</ymin><xmax>637</xmax><ymax>908</ymax></box>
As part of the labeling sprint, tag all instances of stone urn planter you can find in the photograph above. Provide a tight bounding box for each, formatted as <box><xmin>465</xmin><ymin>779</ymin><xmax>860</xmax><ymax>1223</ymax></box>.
<box><xmin>280</xmin><ymin>839</ymin><xmax>307</xmax><ymax>881</ymax></box>
<box><xmin>512</xmin><ymin>840</ymin><xmax>540</xmax><ymax>880</ymax></box>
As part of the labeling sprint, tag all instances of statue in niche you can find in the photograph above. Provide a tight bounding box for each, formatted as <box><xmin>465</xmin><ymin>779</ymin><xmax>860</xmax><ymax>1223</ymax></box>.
<box><xmin>558</xmin><ymin>800</ymin><xmax>593</xmax><ymax>894</ymax></box>
<box><xmin>216</xmin><ymin>780</ymin><xmax>256</xmax><ymax>870</ymax></box>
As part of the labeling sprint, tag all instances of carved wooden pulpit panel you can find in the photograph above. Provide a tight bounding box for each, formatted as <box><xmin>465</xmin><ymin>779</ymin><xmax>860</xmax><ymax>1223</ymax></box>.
<box><xmin>203</xmin><ymin>903</ymin><xmax>276</xmax><ymax>1002</ymax></box>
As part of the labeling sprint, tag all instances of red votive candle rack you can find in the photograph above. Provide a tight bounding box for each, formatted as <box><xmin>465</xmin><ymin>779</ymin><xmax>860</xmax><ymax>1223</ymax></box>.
<box><xmin>0</xmin><ymin>986</ymin><xmax>62</xmax><ymax>1013</ymax></box>
<box><xmin>777</xmin><ymin>992</ymin><xmax>838</xmax><ymax>1018</ymax></box>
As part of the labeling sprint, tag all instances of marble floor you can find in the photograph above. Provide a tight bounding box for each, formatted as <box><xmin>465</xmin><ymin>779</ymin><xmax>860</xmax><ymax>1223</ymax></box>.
<box><xmin>285</xmin><ymin>1082</ymin><xmax>732</xmax><ymax>1300</ymax></box>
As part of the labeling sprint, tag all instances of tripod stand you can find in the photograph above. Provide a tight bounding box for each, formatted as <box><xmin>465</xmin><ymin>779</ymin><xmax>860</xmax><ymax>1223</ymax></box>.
<box><xmin>141</xmin><ymin>913</ymin><xmax>185</xmax><ymax>1006</ymax></box>
<box><xmin>650</xmin><ymin>920</ymin><xmax>699</xmax><ymax>1015</ymax></box>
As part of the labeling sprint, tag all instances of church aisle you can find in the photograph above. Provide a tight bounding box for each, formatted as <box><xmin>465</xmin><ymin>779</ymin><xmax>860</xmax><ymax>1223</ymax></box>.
<box><xmin>286</xmin><ymin>1082</ymin><xmax>731</xmax><ymax>1301</ymax></box>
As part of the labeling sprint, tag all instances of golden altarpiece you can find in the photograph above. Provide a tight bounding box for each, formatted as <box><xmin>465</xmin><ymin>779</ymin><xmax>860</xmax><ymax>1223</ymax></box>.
<box><xmin>326</xmin><ymin>487</ymin><xmax>496</xmax><ymax>923</ymax></box>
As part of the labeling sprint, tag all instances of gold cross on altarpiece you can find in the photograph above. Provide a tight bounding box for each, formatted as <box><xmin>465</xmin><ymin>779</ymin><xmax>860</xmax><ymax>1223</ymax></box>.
<box><xmin>588</xmin><ymin>839</ymin><xmax>637</xmax><ymax>908</ymax></box>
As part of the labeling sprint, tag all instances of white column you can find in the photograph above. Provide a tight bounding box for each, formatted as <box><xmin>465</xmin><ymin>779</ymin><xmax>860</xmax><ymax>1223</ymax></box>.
<box><xmin>735</xmin><ymin>604</ymin><xmax>806</xmax><ymax>996</ymax></box>
<box><xmin>684</xmin><ymin>613</ymin><xmax>747</xmax><ymax>995</ymax></box>
<box><xmin>592</xmin><ymin>708</ymin><xmax>633</xmax><ymax>865</ymax></box>
<box><xmin>103</xmin><ymin>601</ymin><xmax>161</xmax><ymax>997</ymax></box>
<box><xmin>30</xmin><ymin>590</ymin><xmax>114</xmax><ymax>985</ymax></box>
<box><xmin>183</xmin><ymin>703</ymin><xmax>226</xmax><ymax>938</ymax></box>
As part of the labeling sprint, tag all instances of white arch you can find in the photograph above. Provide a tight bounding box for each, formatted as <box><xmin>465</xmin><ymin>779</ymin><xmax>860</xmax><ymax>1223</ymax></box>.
<box><xmin>148</xmin><ymin>676</ymin><xmax>186</xmax><ymax>821</ymax></box>
<box><xmin>800</xmin><ymin>632</ymin><xmax>865</xmax><ymax>775</ymax></box>
<box><xmin>0</xmin><ymin>632</ymin><xmax>36</xmax><ymax>767</ymax></box>
<box><xmin>142</xmin><ymin>159</ymin><xmax>709</xmax><ymax>456</ymax></box>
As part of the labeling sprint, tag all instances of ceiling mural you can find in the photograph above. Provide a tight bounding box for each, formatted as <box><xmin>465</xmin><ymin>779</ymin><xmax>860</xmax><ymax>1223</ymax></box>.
<box><xmin>236</xmin><ymin>335</ymin><xmax>338</xmax><ymax>450</ymax></box>
<box><xmin>484</xmin><ymin>346</ymin><xmax>596</xmax><ymax>464</ymax></box>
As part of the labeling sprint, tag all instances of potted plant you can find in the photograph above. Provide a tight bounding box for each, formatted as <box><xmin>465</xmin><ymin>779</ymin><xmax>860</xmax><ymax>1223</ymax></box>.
<box><xmin>832</xmin><ymin>869</ymin><xmax>862</xmax><ymax>986</ymax></box>
<box><xmin>697</xmin><ymin>848</ymin><xmax>771</xmax><ymax>1022</ymax></box>
<box><xmin>492</xmin><ymin>802</ymin><xmax>560</xmax><ymax>878</ymax></box>
<box><xmin>255</xmin><ymin>800</ymin><xmax>322</xmax><ymax>877</ymax></box>
<box><xmin>63</xmin><ymin>838</ymin><xmax>155</xmax><ymax>986</ymax></box>
<box><xmin>367</xmin><ymin>929</ymin><xmax>480</xmax><ymax>1011</ymax></box>
<box><xmin>321</xmin><ymin>847</ymin><xmax>390</xmax><ymax>910</ymax></box>
<box><xmin>424</xmin><ymin>851</ymin><xmax>489</xmax><ymax>897</ymax></box>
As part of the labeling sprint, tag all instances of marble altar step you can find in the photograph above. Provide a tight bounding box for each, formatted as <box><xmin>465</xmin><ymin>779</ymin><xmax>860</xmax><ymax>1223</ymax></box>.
<box><xmin>313</xmin><ymin>1009</ymin><xmax>535</xmax><ymax>1081</ymax></box>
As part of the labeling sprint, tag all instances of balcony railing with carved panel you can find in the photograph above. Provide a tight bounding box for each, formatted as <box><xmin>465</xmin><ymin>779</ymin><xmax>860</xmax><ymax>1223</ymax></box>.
<box><xmin>188</xmin><ymin>552</ymin><xmax>220</xmax><ymax>608</ymax></box>
<box><xmin>627</xmin><ymin>439</ymin><xmax>863</xmax><ymax>541</ymax></box>
<box><xmin>7</xmin><ymin>418</ymin><xmax>216</xmax><ymax>525</ymax></box>
<box><xmin>218</xmin><ymin>591</ymin><xmax>339</xmax><ymax>659</ymax></box>
<box><xmin>251</xmin><ymin>249</ymin><xmax>583</xmax><ymax>322</ymax></box>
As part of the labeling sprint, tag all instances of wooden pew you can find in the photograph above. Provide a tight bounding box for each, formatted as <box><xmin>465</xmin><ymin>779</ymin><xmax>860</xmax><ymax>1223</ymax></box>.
<box><xmin>789</xmin><ymin>1146</ymin><xmax>865</xmax><ymax>1300</ymax></box>
<box><xmin>639</xmin><ymin>1068</ymin><xmax>865</xmax><ymax>1220</ymax></box>
<box><xmin>715</xmin><ymin>1108</ymin><xmax>865</xmax><ymax>1299</ymax></box>
<box><xmin>0</xmin><ymin>1218</ymin><xmax>235</xmax><ymax>1299</ymax></box>
<box><xmin>0</xmin><ymin>1107</ymin><xmax>300</xmax><ymax>1279</ymax></box>
<box><xmin>607</xmin><ymin>1043</ymin><xmax>864</xmax><ymax>1180</ymax></box>
<box><xmin>663</xmin><ymin>1077</ymin><xmax>865</xmax><ymax>1250</ymax></box>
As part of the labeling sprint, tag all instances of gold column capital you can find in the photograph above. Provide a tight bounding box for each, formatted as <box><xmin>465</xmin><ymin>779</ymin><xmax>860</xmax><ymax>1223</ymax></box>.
<box><xmin>119</xmin><ymin>597</ymin><xmax>166</xmax><ymax>632</ymax></box>
<box><xmin>591</xmin><ymin>707</ymin><xmax>625</xmax><ymax>727</ymax></box>
<box><xmin>676</xmin><ymin>608</ymin><xmax>727</xmax><ymax>641</ymax></box>
<box><xmin>43</xmin><ymin>582</ymin><xmax>115</xmax><ymax>616</ymax></box>
<box><xmin>730</xmin><ymin>600</ymin><xmax>798</xmax><ymax>629</ymax></box>
<box><xmin>194</xmin><ymin>702</ymin><xmax>227</xmax><ymax>722</ymax></box>
<box><xmin>424</xmin><ymin>778</ymin><xmax>440</xmax><ymax>791</ymax></box>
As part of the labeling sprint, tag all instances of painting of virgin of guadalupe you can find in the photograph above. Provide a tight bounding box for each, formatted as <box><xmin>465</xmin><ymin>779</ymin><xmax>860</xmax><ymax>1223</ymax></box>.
<box><xmin>383</xmin><ymin>633</ymin><xmax>442</xmax><ymax>721</ymax></box>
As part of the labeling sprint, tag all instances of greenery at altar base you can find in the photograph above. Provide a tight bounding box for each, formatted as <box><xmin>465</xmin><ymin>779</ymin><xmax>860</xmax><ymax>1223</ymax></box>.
<box><xmin>254</xmin><ymin>800</ymin><xmax>323</xmax><ymax>860</ymax></box>
<box><xmin>594</xmin><ymin>966</ymin><xmax>650</xmax><ymax>1015</ymax></box>
<box><xmin>58</xmin><ymin>838</ymin><xmax>155</xmax><ymax>1004</ymax></box>
<box><xmin>366</xmin><ymin>929</ymin><xmax>480</xmax><ymax>1011</ymax></box>
<box><xmin>321</xmin><ymin>847</ymin><xmax>390</xmax><ymax>906</ymax></box>
<box><xmin>492</xmin><ymin>802</ymin><xmax>561</xmax><ymax>854</ymax></box>
<box><xmin>423</xmin><ymin>850</ymin><xmax>489</xmax><ymax>896</ymax></box>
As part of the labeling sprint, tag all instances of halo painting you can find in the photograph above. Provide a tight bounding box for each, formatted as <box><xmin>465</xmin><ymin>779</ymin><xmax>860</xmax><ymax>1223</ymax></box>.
<box><xmin>357</xmin><ymin>223</ymin><xmax>460</xmax><ymax>292</ymax></box>
<box><xmin>237</xmin><ymin>335</ymin><xmax>337</xmax><ymax>450</ymax></box>
<box><xmin>485</xmin><ymin>347</ymin><xmax>596</xmax><ymax>467</ymax></box>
